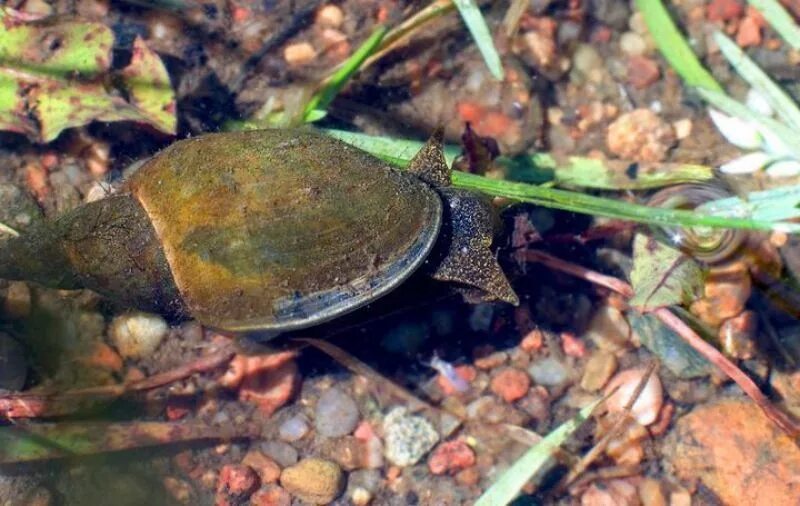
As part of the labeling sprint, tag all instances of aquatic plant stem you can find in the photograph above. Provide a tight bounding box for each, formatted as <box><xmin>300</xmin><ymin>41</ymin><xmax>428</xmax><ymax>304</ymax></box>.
<box><xmin>524</xmin><ymin>249</ymin><xmax>800</xmax><ymax>438</ymax></box>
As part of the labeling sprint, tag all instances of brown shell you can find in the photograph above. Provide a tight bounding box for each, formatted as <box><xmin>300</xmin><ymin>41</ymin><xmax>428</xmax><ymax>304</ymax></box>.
<box><xmin>125</xmin><ymin>129</ymin><xmax>442</xmax><ymax>332</ymax></box>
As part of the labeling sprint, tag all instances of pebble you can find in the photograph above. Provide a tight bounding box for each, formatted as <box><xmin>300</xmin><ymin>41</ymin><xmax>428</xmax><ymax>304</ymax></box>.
<box><xmin>605</xmin><ymin>421</ymin><xmax>648</xmax><ymax>465</ymax></box>
<box><xmin>162</xmin><ymin>476</ymin><xmax>192</xmax><ymax>504</ymax></box>
<box><xmin>0</xmin><ymin>332</ymin><xmax>26</xmax><ymax>391</ymax></box>
<box><xmin>490</xmin><ymin>367</ymin><xmax>531</xmax><ymax>402</ymax></box>
<box><xmin>323</xmin><ymin>436</ymin><xmax>366</xmax><ymax>471</ymax></box>
<box><xmin>665</xmin><ymin>399</ymin><xmax>800</xmax><ymax>505</ymax></box>
<box><xmin>580</xmin><ymin>350</ymin><xmax>618</xmax><ymax>392</ymax></box>
<box><xmin>571</xmin><ymin>44</ymin><xmax>604</xmax><ymax>81</ymax></box>
<box><xmin>737</xmin><ymin>14</ymin><xmax>762</xmax><ymax>47</ymax></box>
<box><xmin>216</xmin><ymin>464</ymin><xmax>259</xmax><ymax>502</ymax></box>
<box><xmin>427</xmin><ymin>440</ymin><xmax>476</xmax><ymax>475</ymax></box>
<box><xmin>473</xmin><ymin>350</ymin><xmax>508</xmax><ymax>370</ymax></box>
<box><xmin>581</xmin><ymin>479</ymin><xmax>640</xmax><ymax>506</ymax></box>
<box><xmin>315</xmin><ymin>387</ymin><xmax>360</xmax><ymax>437</ymax></box>
<box><xmin>527</xmin><ymin>357</ymin><xmax>571</xmax><ymax>387</ymax></box>
<box><xmin>279</xmin><ymin>414</ymin><xmax>310</xmax><ymax>442</ymax></box>
<box><xmin>689</xmin><ymin>267</ymin><xmax>751</xmax><ymax>327</ymax></box>
<box><xmin>382</xmin><ymin>407</ymin><xmax>440</xmax><ymax>467</ymax></box>
<box><xmin>606</xmin><ymin>109</ymin><xmax>676</xmax><ymax>162</ymax></box>
<box><xmin>638</xmin><ymin>478</ymin><xmax>667</xmax><ymax>506</ymax></box>
<box><xmin>242</xmin><ymin>450</ymin><xmax>281</xmax><ymax>484</ymax></box>
<box><xmin>250</xmin><ymin>484</ymin><xmax>291</xmax><ymax>506</ymax></box>
<box><xmin>280</xmin><ymin>458</ymin><xmax>344</xmax><ymax>504</ymax></box>
<box><xmin>3</xmin><ymin>281</ymin><xmax>31</xmax><ymax>319</ymax></box>
<box><xmin>520</xmin><ymin>328</ymin><xmax>544</xmax><ymax>352</ymax></box>
<box><xmin>718</xmin><ymin>310</ymin><xmax>757</xmax><ymax>359</ymax></box>
<box><xmin>707</xmin><ymin>0</ymin><xmax>743</xmax><ymax>22</ymax></box>
<box><xmin>315</xmin><ymin>4</ymin><xmax>344</xmax><ymax>28</ymax></box>
<box><xmin>436</xmin><ymin>364</ymin><xmax>477</xmax><ymax>396</ymax></box>
<box><xmin>604</xmin><ymin>367</ymin><xmax>663</xmax><ymax>426</ymax></box>
<box><xmin>627</xmin><ymin>56</ymin><xmax>660</xmax><ymax>89</ymax></box>
<box><xmin>283</xmin><ymin>42</ymin><xmax>317</xmax><ymax>67</ymax></box>
<box><xmin>672</xmin><ymin>118</ymin><xmax>693</xmax><ymax>140</ymax></box>
<box><xmin>260</xmin><ymin>441</ymin><xmax>299</xmax><ymax>468</ymax></box>
<box><xmin>239</xmin><ymin>358</ymin><xmax>298</xmax><ymax>416</ymax></box>
<box><xmin>560</xmin><ymin>332</ymin><xmax>586</xmax><ymax>358</ymax></box>
<box><xmin>619</xmin><ymin>32</ymin><xmax>647</xmax><ymax>56</ymax></box>
<box><xmin>583</xmin><ymin>305</ymin><xmax>631</xmax><ymax>352</ymax></box>
<box><xmin>108</xmin><ymin>311</ymin><xmax>168</xmax><ymax>359</ymax></box>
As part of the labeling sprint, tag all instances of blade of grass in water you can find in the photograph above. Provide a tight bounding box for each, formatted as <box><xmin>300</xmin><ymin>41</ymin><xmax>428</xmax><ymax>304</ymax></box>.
<box><xmin>452</xmin><ymin>0</ymin><xmax>504</xmax><ymax>80</ymax></box>
<box><xmin>323</xmin><ymin>128</ymin><xmax>800</xmax><ymax>233</ymax></box>
<box><xmin>634</xmin><ymin>0</ymin><xmax>722</xmax><ymax>92</ymax></box>
<box><xmin>475</xmin><ymin>398</ymin><xmax>602</xmax><ymax>505</ymax></box>
<box><xmin>713</xmin><ymin>31</ymin><xmax>800</xmax><ymax>131</ymax></box>
<box><xmin>695</xmin><ymin>87</ymin><xmax>800</xmax><ymax>160</ymax></box>
<box><xmin>303</xmin><ymin>25</ymin><xmax>388</xmax><ymax>122</ymax></box>
<box><xmin>748</xmin><ymin>0</ymin><xmax>800</xmax><ymax>51</ymax></box>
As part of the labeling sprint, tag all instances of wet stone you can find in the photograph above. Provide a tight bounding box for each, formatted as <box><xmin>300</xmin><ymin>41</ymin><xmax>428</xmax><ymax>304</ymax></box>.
<box><xmin>260</xmin><ymin>441</ymin><xmax>299</xmax><ymax>468</ymax></box>
<box><xmin>108</xmin><ymin>311</ymin><xmax>169</xmax><ymax>359</ymax></box>
<box><xmin>278</xmin><ymin>414</ymin><xmax>310</xmax><ymax>442</ymax></box>
<box><xmin>280</xmin><ymin>458</ymin><xmax>344</xmax><ymax>504</ymax></box>
<box><xmin>315</xmin><ymin>387</ymin><xmax>360</xmax><ymax>437</ymax></box>
<box><xmin>580</xmin><ymin>350</ymin><xmax>617</xmax><ymax>392</ymax></box>
<box><xmin>382</xmin><ymin>407</ymin><xmax>440</xmax><ymax>467</ymax></box>
<box><xmin>527</xmin><ymin>357</ymin><xmax>571</xmax><ymax>387</ymax></box>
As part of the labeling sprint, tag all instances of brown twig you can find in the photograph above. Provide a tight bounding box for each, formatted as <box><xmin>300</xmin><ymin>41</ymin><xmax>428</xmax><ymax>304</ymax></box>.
<box><xmin>0</xmin><ymin>347</ymin><xmax>235</xmax><ymax>420</ymax></box>
<box><xmin>523</xmin><ymin>249</ymin><xmax>800</xmax><ymax>438</ymax></box>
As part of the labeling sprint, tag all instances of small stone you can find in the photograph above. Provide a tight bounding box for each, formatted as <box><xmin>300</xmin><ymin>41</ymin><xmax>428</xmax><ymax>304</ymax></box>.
<box><xmin>163</xmin><ymin>477</ymin><xmax>192</xmax><ymax>504</ymax></box>
<box><xmin>3</xmin><ymin>281</ymin><xmax>31</xmax><ymax>319</ymax></box>
<box><xmin>280</xmin><ymin>458</ymin><xmax>344</xmax><ymax>504</ymax></box>
<box><xmin>619</xmin><ymin>32</ymin><xmax>647</xmax><ymax>56</ymax></box>
<box><xmin>520</xmin><ymin>328</ymin><xmax>544</xmax><ymax>352</ymax></box>
<box><xmin>665</xmin><ymin>399</ymin><xmax>800</xmax><ymax>505</ymax></box>
<box><xmin>260</xmin><ymin>441</ymin><xmax>298</xmax><ymax>468</ymax></box>
<box><xmin>323</xmin><ymin>436</ymin><xmax>366</xmax><ymax>471</ymax></box>
<box><xmin>604</xmin><ymin>368</ymin><xmax>663</xmax><ymax>426</ymax></box>
<box><xmin>627</xmin><ymin>56</ymin><xmax>660</xmax><ymax>89</ymax></box>
<box><xmin>672</xmin><ymin>119</ymin><xmax>692</xmax><ymax>140</ymax></box>
<box><xmin>527</xmin><ymin>357</ymin><xmax>571</xmax><ymax>387</ymax></box>
<box><xmin>455</xmin><ymin>466</ymin><xmax>480</xmax><ymax>486</ymax></box>
<box><xmin>350</xmin><ymin>486</ymin><xmax>372</xmax><ymax>506</ymax></box>
<box><xmin>584</xmin><ymin>305</ymin><xmax>631</xmax><ymax>352</ymax></box>
<box><xmin>473</xmin><ymin>350</ymin><xmax>508</xmax><ymax>370</ymax></box>
<box><xmin>560</xmin><ymin>332</ymin><xmax>586</xmax><ymax>358</ymax></box>
<box><xmin>607</xmin><ymin>109</ymin><xmax>675</xmax><ymax>162</ymax></box>
<box><xmin>572</xmin><ymin>44</ymin><xmax>603</xmax><ymax>75</ymax></box>
<box><xmin>690</xmin><ymin>267</ymin><xmax>751</xmax><ymax>327</ymax></box>
<box><xmin>250</xmin><ymin>484</ymin><xmax>291</xmax><ymax>506</ymax></box>
<box><xmin>383</xmin><ymin>407</ymin><xmax>440</xmax><ymax>467</ymax></box>
<box><xmin>638</xmin><ymin>478</ymin><xmax>667</xmax><ymax>506</ymax></box>
<box><xmin>316</xmin><ymin>5</ymin><xmax>344</xmax><ymax>28</ymax></box>
<box><xmin>283</xmin><ymin>42</ymin><xmax>317</xmax><ymax>67</ymax></box>
<box><xmin>239</xmin><ymin>359</ymin><xmax>299</xmax><ymax>417</ymax></box>
<box><xmin>707</xmin><ymin>0</ymin><xmax>743</xmax><ymax>22</ymax></box>
<box><xmin>427</xmin><ymin>440</ymin><xmax>476</xmax><ymax>475</ymax></box>
<box><xmin>315</xmin><ymin>387</ymin><xmax>360</xmax><ymax>437</ymax></box>
<box><xmin>580</xmin><ymin>350</ymin><xmax>618</xmax><ymax>392</ymax></box>
<box><xmin>108</xmin><ymin>311</ymin><xmax>168</xmax><ymax>359</ymax></box>
<box><xmin>581</xmin><ymin>479</ymin><xmax>640</xmax><ymax>506</ymax></box>
<box><xmin>436</xmin><ymin>364</ymin><xmax>477</xmax><ymax>396</ymax></box>
<box><xmin>490</xmin><ymin>367</ymin><xmax>531</xmax><ymax>402</ymax></box>
<box><xmin>217</xmin><ymin>465</ymin><xmax>259</xmax><ymax>503</ymax></box>
<box><xmin>242</xmin><ymin>450</ymin><xmax>281</xmax><ymax>484</ymax></box>
<box><xmin>718</xmin><ymin>310</ymin><xmax>757</xmax><ymax>359</ymax></box>
<box><xmin>736</xmin><ymin>14</ymin><xmax>762</xmax><ymax>47</ymax></box>
<box><xmin>279</xmin><ymin>415</ymin><xmax>310</xmax><ymax>442</ymax></box>
<box><xmin>605</xmin><ymin>421</ymin><xmax>648</xmax><ymax>465</ymax></box>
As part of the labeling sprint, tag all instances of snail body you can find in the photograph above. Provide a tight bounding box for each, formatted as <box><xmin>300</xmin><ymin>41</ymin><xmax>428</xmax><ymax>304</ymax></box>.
<box><xmin>1</xmin><ymin>129</ymin><xmax>517</xmax><ymax>332</ymax></box>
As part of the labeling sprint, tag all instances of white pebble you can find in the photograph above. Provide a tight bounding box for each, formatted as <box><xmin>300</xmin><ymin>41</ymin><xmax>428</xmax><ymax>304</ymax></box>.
<box><xmin>108</xmin><ymin>311</ymin><xmax>169</xmax><ymax>359</ymax></box>
<box><xmin>603</xmin><ymin>367</ymin><xmax>663</xmax><ymax>426</ymax></box>
<box><xmin>279</xmin><ymin>415</ymin><xmax>311</xmax><ymax>442</ymax></box>
<box><xmin>619</xmin><ymin>32</ymin><xmax>647</xmax><ymax>56</ymax></box>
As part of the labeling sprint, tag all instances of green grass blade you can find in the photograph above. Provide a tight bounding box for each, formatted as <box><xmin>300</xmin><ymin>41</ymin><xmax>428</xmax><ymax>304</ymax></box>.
<box><xmin>324</xmin><ymin>128</ymin><xmax>800</xmax><ymax>232</ymax></box>
<box><xmin>748</xmin><ymin>0</ymin><xmax>800</xmax><ymax>50</ymax></box>
<box><xmin>635</xmin><ymin>0</ymin><xmax>722</xmax><ymax>91</ymax></box>
<box><xmin>698</xmin><ymin>184</ymin><xmax>800</xmax><ymax>223</ymax></box>
<box><xmin>303</xmin><ymin>25</ymin><xmax>388</xmax><ymax>122</ymax></box>
<box><xmin>695</xmin><ymin>87</ymin><xmax>800</xmax><ymax>160</ymax></box>
<box><xmin>713</xmin><ymin>31</ymin><xmax>800</xmax><ymax>131</ymax></box>
<box><xmin>453</xmin><ymin>171</ymin><xmax>800</xmax><ymax>233</ymax></box>
<box><xmin>475</xmin><ymin>398</ymin><xmax>602</xmax><ymax>506</ymax></box>
<box><xmin>452</xmin><ymin>0</ymin><xmax>504</xmax><ymax>80</ymax></box>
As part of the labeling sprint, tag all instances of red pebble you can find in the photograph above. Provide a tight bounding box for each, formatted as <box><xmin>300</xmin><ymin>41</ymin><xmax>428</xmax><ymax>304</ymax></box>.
<box><xmin>736</xmin><ymin>15</ymin><xmax>762</xmax><ymax>47</ymax></box>
<box><xmin>707</xmin><ymin>0</ymin><xmax>743</xmax><ymax>22</ymax></box>
<box><xmin>428</xmin><ymin>440</ymin><xmax>476</xmax><ymax>475</ymax></box>
<box><xmin>490</xmin><ymin>367</ymin><xmax>531</xmax><ymax>403</ymax></box>
<box><xmin>520</xmin><ymin>329</ymin><xmax>544</xmax><ymax>353</ymax></box>
<box><xmin>560</xmin><ymin>332</ymin><xmax>586</xmax><ymax>358</ymax></box>
<box><xmin>250</xmin><ymin>485</ymin><xmax>291</xmax><ymax>506</ymax></box>
<box><xmin>627</xmin><ymin>56</ymin><xmax>660</xmax><ymax>89</ymax></box>
<box><xmin>216</xmin><ymin>464</ymin><xmax>259</xmax><ymax>503</ymax></box>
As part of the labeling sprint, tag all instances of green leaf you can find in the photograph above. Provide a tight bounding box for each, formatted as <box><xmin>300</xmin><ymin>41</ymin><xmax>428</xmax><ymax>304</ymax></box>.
<box><xmin>452</xmin><ymin>0</ymin><xmax>504</xmax><ymax>80</ymax></box>
<box><xmin>0</xmin><ymin>71</ymin><xmax>33</xmax><ymax>135</ymax></box>
<box><xmin>747</xmin><ymin>0</ymin><xmax>800</xmax><ymax>51</ymax></box>
<box><xmin>634</xmin><ymin>0</ymin><xmax>722</xmax><ymax>92</ymax></box>
<box><xmin>303</xmin><ymin>25</ymin><xmax>388</xmax><ymax>122</ymax></box>
<box><xmin>475</xmin><ymin>398</ymin><xmax>602</xmax><ymax>505</ymax></box>
<box><xmin>120</xmin><ymin>36</ymin><xmax>177</xmax><ymax>135</ymax></box>
<box><xmin>629</xmin><ymin>233</ymin><xmax>704</xmax><ymax>311</ymax></box>
<box><xmin>713</xmin><ymin>31</ymin><xmax>800</xmax><ymax>132</ymax></box>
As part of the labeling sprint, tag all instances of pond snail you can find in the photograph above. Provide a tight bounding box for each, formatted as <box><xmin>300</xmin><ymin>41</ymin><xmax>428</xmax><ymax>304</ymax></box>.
<box><xmin>0</xmin><ymin>129</ymin><xmax>518</xmax><ymax>334</ymax></box>
<box><xmin>647</xmin><ymin>184</ymin><xmax>747</xmax><ymax>265</ymax></box>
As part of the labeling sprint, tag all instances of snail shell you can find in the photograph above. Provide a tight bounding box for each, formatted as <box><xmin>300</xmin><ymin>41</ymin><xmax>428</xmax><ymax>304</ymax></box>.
<box><xmin>647</xmin><ymin>184</ymin><xmax>746</xmax><ymax>264</ymax></box>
